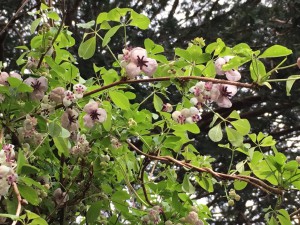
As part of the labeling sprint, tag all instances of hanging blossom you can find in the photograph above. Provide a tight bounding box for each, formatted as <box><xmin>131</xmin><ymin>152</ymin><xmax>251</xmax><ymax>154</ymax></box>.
<box><xmin>172</xmin><ymin>107</ymin><xmax>201</xmax><ymax>124</ymax></box>
<box><xmin>17</xmin><ymin>115</ymin><xmax>45</xmax><ymax>146</ymax></box>
<box><xmin>24</xmin><ymin>77</ymin><xmax>48</xmax><ymax>101</ymax></box>
<box><xmin>49</xmin><ymin>87</ymin><xmax>65</xmax><ymax>104</ymax></box>
<box><xmin>119</xmin><ymin>47</ymin><xmax>158</xmax><ymax>79</ymax></box>
<box><xmin>61</xmin><ymin>108</ymin><xmax>79</xmax><ymax>132</ymax></box>
<box><xmin>83</xmin><ymin>100</ymin><xmax>107</xmax><ymax>128</ymax></box>
<box><xmin>189</xmin><ymin>81</ymin><xmax>238</xmax><ymax>108</ymax></box>
<box><xmin>0</xmin><ymin>71</ymin><xmax>22</xmax><ymax>86</ymax></box>
<box><xmin>73</xmin><ymin>84</ymin><xmax>87</xmax><ymax>99</ymax></box>
<box><xmin>70</xmin><ymin>133</ymin><xmax>91</xmax><ymax>155</ymax></box>
<box><xmin>214</xmin><ymin>56</ymin><xmax>241</xmax><ymax>81</ymax></box>
<box><xmin>0</xmin><ymin>144</ymin><xmax>17</xmax><ymax>197</ymax></box>
<box><xmin>63</xmin><ymin>90</ymin><xmax>76</xmax><ymax>107</ymax></box>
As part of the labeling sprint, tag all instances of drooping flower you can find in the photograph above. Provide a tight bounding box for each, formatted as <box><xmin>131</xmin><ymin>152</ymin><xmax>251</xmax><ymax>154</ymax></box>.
<box><xmin>213</xmin><ymin>84</ymin><xmax>237</xmax><ymax>108</ymax></box>
<box><xmin>0</xmin><ymin>72</ymin><xmax>9</xmax><ymax>85</ymax></box>
<box><xmin>61</xmin><ymin>108</ymin><xmax>79</xmax><ymax>132</ymax></box>
<box><xmin>214</xmin><ymin>57</ymin><xmax>226</xmax><ymax>75</ymax></box>
<box><xmin>49</xmin><ymin>87</ymin><xmax>65</xmax><ymax>104</ymax></box>
<box><xmin>63</xmin><ymin>90</ymin><xmax>76</xmax><ymax>107</ymax></box>
<box><xmin>83</xmin><ymin>101</ymin><xmax>107</xmax><ymax>128</ymax></box>
<box><xmin>73</xmin><ymin>84</ymin><xmax>87</xmax><ymax>99</ymax></box>
<box><xmin>129</xmin><ymin>47</ymin><xmax>147</xmax><ymax>64</ymax></box>
<box><xmin>24</xmin><ymin>77</ymin><xmax>48</xmax><ymax>101</ymax></box>
<box><xmin>123</xmin><ymin>47</ymin><xmax>158</xmax><ymax>79</ymax></box>
<box><xmin>225</xmin><ymin>69</ymin><xmax>241</xmax><ymax>81</ymax></box>
<box><xmin>297</xmin><ymin>57</ymin><xmax>300</xmax><ymax>69</ymax></box>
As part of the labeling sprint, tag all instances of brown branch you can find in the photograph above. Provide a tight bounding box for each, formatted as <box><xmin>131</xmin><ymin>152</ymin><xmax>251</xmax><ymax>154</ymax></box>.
<box><xmin>12</xmin><ymin>182</ymin><xmax>24</xmax><ymax>225</ymax></box>
<box><xmin>126</xmin><ymin>140</ymin><xmax>283</xmax><ymax>195</ymax></box>
<box><xmin>13</xmin><ymin>76</ymin><xmax>255</xmax><ymax>123</ymax></box>
<box><xmin>0</xmin><ymin>0</ymin><xmax>30</xmax><ymax>36</ymax></box>
<box><xmin>290</xmin><ymin>208</ymin><xmax>300</xmax><ymax>219</ymax></box>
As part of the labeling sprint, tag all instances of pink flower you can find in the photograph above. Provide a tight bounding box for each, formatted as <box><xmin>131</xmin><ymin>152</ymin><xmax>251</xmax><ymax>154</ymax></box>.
<box><xmin>297</xmin><ymin>57</ymin><xmax>300</xmax><ymax>69</ymax></box>
<box><xmin>0</xmin><ymin>72</ymin><xmax>9</xmax><ymax>85</ymax></box>
<box><xmin>61</xmin><ymin>108</ymin><xmax>79</xmax><ymax>132</ymax></box>
<box><xmin>126</xmin><ymin>62</ymin><xmax>141</xmax><ymax>79</ymax></box>
<box><xmin>214</xmin><ymin>57</ymin><xmax>226</xmax><ymax>75</ymax></box>
<box><xmin>49</xmin><ymin>87</ymin><xmax>65</xmax><ymax>104</ymax></box>
<box><xmin>83</xmin><ymin>101</ymin><xmax>107</xmax><ymax>128</ymax></box>
<box><xmin>225</xmin><ymin>69</ymin><xmax>241</xmax><ymax>81</ymax></box>
<box><xmin>142</xmin><ymin>58</ymin><xmax>158</xmax><ymax>77</ymax></box>
<box><xmin>73</xmin><ymin>84</ymin><xmax>87</xmax><ymax>99</ymax></box>
<box><xmin>63</xmin><ymin>90</ymin><xmax>76</xmax><ymax>107</ymax></box>
<box><xmin>9</xmin><ymin>72</ymin><xmax>22</xmax><ymax>80</ymax></box>
<box><xmin>213</xmin><ymin>84</ymin><xmax>237</xmax><ymax>108</ymax></box>
<box><xmin>124</xmin><ymin>47</ymin><xmax>158</xmax><ymax>79</ymax></box>
<box><xmin>24</xmin><ymin>77</ymin><xmax>48</xmax><ymax>101</ymax></box>
<box><xmin>130</xmin><ymin>47</ymin><xmax>147</xmax><ymax>64</ymax></box>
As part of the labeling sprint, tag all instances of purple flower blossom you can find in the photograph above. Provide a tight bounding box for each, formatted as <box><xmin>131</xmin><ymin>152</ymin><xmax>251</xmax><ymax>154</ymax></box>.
<box><xmin>83</xmin><ymin>101</ymin><xmax>107</xmax><ymax>128</ymax></box>
<box><xmin>213</xmin><ymin>84</ymin><xmax>237</xmax><ymax>108</ymax></box>
<box><xmin>61</xmin><ymin>108</ymin><xmax>79</xmax><ymax>132</ymax></box>
<box><xmin>24</xmin><ymin>77</ymin><xmax>48</xmax><ymax>101</ymax></box>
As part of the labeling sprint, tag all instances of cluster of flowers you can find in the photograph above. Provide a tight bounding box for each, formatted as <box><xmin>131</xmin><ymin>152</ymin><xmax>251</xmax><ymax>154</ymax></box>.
<box><xmin>17</xmin><ymin>115</ymin><xmax>44</xmax><ymax>146</ymax></box>
<box><xmin>141</xmin><ymin>205</ymin><xmax>162</xmax><ymax>225</ymax></box>
<box><xmin>214</xmin><ymin>56</ymin><xmax>241</xmax><ymax>81</ymax></box>
<box><xmin>164</xmin><ymin>207</ymin><xmax>204</xmax><ymax>225</ymax></box>
<box><xmin>119</xmin><ymin>47</ymin><xmax>158</xmax><ymax>79</ymax></box>
<box><xmin>70</xmin><ymin>133</ymin><xmax>91</xmax><ymax>155</ymax></box>
<box><xmin>227</xmin><ymin>189</ymin><xmax>241</xmax><ymax>206</ymax></box>
<box><xmin>189</xmin><ymin>81</ymin><xmax>237</xmax><ymax>108</ymax></box>
<box><xmin>0</xmin><ymin>144</ymin><xmax>17</xmax><ymax>197</ymax></box>
<box><xmin>171</xmin><ymin>107</ymin><xmax>201</xmax><ymax>124</ymax></box>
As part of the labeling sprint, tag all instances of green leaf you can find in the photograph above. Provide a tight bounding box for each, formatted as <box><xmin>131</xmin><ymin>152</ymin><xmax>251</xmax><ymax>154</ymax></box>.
<box><xmin>48</xmin><ymin>121</ymin><xmax>61</xmax><ymax>137</ymax></box>
<box><xmin>233</xmin><ymin>180</ymin><xmax>248</xmax><ymax>190</ymax></box>
<box><xmin>250</xmin><ymin>59</ymin><xmax>266</xmax><ymax>83</ymax></box>
<box><xmin>259</xmin><ymin>45</ymin><xmax>292</xmax><ymax>58</ymax></box>
<box><xmin>286</xmin><ymin>75</ymin><xmax>300</xmax><ymax>96</ymax></box>
<box><xmin>78</xmin><ymin>36</ymin><xmax>96</xmax><ymax>59</ymax></box>
<box><xmin>20</xmin><ymin>164</ymin><xmax>40</xmax><ymax>175</ymax></box>
<box><xmin>153</xmin><ymin>94</ymin><xmax>163</xmax><ymax>112</ymax></box>
<box><xmin>45</xmin><ymin>56</ymin><xmax>65</xmax><ymax>74</ymax></box>
<box><xmin>182</xmin><ymin>174</ymin><xmax>195</xmax><ymax>194</ymax></box>
<box><xmin>129</xmin><ymin>11</ymin><xmax>150</xmax><ymax>30</ymax></box>
<box><xmin>47</xmin><ymin>11</ymin><xmax>60</xmax><ymax>21</ymax></box>
<box><xmin>16</xmin><ymin>150</ymin><xmax>26</xmax><ymax>174</ymax></box>
<box><xmin>226</xmin><ymin>127</ymin><xmax>243</xmax><ymax>147</ymax></box>
<box><xmin>30</xmin><ymin>18</ymin><xmax>41</xmax><ymax>34</ymax></box>
<box><xmin>196</xmin><ymin>176</ymin><xmax>214</xmax><ymax>192</ymax></box>
<box><xmin>96</xmin><ymin>12</ymin><xmax>108</xmax><ymax>24</ymax></box>
<box><xmin>53</xmin><ymin>137</ymin><xmax>70</xmax><ymax>157</ymax></box>
<box><xmin>18</xmin><ymin>184</ymin><xmax>39</xmax><ymax>206</ymax></box>
<box><xmin>175</xmin><ymin>48</ymin><xmax>191</xmax><ymax>61</ymax></box>
<box><xmin>231</xmin><ymin>119</ymin><xmax>251</xmax><ymax>135</ymax></box>
<box><xmin>102</xmin><ymin>25</ymin><xmax>121</xmax><ymax>47</ymax></box>
<box><xmin>77</xmin><ymin>20</ymin><xmax>95</xmax><ymax>29</ymax></box>
<box><xmin>260</xmin><ymin>136</ymin><xmax>276</xmax><ymax>147</ymax></box>
<box><xmin>208</xmin><ymin>123</ymin><xmax>223</xmax><ymax>142</ymax></box>
<box><xmin>202</xmin><ymin>60</ymin><xmax>216</xmax><ymax>78</ymax></box>
<box><xmin>86</xmin><ymin>201</ymin><xmax>102</xmax><ymax>223</ymax></box>
<box><xmin>109</xmin><ymin>91</ymin><xmax>130</xmax><ymax>110</ymax></box>
<box><xmin>277</xmin><ymin>209</ymin><xmax>292</xmax><ymax>225</ymax></box>
<box><xmin>0</xmin><ymin>214</ymin><xmax>20</xmax><ymax>221</ymax></box>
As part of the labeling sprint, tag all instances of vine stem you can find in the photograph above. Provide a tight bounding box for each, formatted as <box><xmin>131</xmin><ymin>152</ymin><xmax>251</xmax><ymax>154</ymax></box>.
<box><xmin>126</xmin><ymin>140</ymin><xmax>283</xmax><ymax>195</ymax></box>
<box><xmin>13</xmin><ymin>76</ymin><xmax>255</xmax><ymax>123</ymax></box>
<box><xmin>12</xmin><ymin>182</ymin><xmax>24</xmax><ymax>225</ymax></box>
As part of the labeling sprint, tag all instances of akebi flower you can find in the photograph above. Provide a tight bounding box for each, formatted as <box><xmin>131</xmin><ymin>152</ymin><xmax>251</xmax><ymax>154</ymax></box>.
<box><xmin>83</xmin><ymin>101</ymin><xmax>107</xmax><ymax>128</ymax></box>
<box><xmin>214</xmin><ymin>57</ymin><xmax>227</xmax><ymax>75</ymax></box>
<box><xmin>9</xmin><ymin>72</ymin><xmax>22</xmax><ymax>80</ymax></box>
<box><xmin>225</xmin><ymin>69</ymin><xmax>241</xmax><ymax>81</ymax></box>
<box><xmin>297</xmin><ymin>57</ymin><xmax>300</xmax><ymax>69</ymax></box>
<box><xmin>63</xmin><ymin>90</ymin><xmax>76</xmax><ymax>107</ymax></box>
<box><xmin>213</xmin><ymin>84</ymin><xmax>237</xmax><ymax>108</ymax></box>
<box><xmin>73</xmin><ymin>84</ymin><xmax>87</xmax><ymax>99</ymax></box>
<box><xmin>0</xmin><ymin>72</ymin><xmax>9</xmax><ymax>85</ymax></box>
<box><xmin>124</xmin><ymin>47</ymin><xmax>158</xmax><ymax>79</ymax></box>
<box><xmin>24</xmin><ymin>77</ymin><xmax>48</xmax><ymax>101</ymax></box>
<box><xmin>49</xmin><ymin>87</ymin><xmax>65</xmax><ymax>104</ymax></box>
<box><xmin>129</xmin><ymin>47</ymin><xmax>147</xmax><ymax>64</ymax></box>
<box><xmin>61</xmin><ymin>108</ymin><xmax>79</xmax><ymax>132</ymax></box>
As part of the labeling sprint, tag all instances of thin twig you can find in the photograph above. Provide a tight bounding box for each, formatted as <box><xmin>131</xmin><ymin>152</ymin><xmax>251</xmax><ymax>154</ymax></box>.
<box><xmin>12</xmin><ymin>182</ymin><xmax>23</xmax><ymax>225</ymax></box>
<box><xmin>126</xmin><ymin>140</ymin><xmax>283</xmax><ymax>195</ymax></box>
